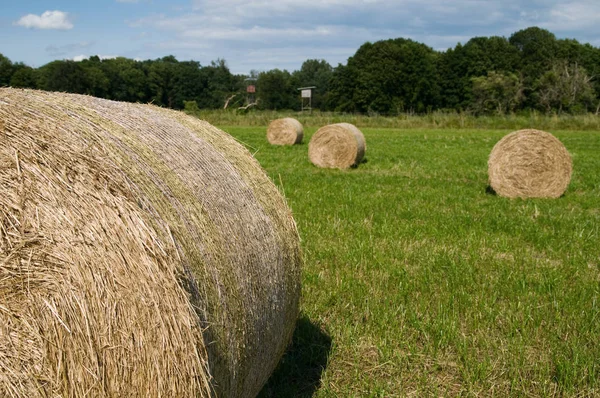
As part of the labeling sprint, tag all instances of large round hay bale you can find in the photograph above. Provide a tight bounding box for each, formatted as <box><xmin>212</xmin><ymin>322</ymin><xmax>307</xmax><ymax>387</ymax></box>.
<box><xmin>0</xmin><ymin>88</ymin><xmax>301</xmax><ymax>398</ymax></box>
<box><xmin>488</xmin><ymin>129</ymin><xmax>573</xmax><ymax>198</ymax></box>
<box><xmin>266</xmin><ymin>117</ymin><xmax>303</xmax><ymax>145</ymax></box>
<box><xmin>308</xmin><ymin>123</ymin><xmax>366</xmax><ymax>169</ymax></box>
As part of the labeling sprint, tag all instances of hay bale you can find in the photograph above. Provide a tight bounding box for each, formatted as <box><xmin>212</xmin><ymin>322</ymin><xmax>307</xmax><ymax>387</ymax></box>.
<box><xmin>267</xmin><ymin>118</ymin><xmax>303</xmax><ymax>145</ymax></box>
<box><xmin>488</xmin><ymin>129</ymin><xmax>573</xmax><ymax>198</ymax></box>
<box><xmin>308</xmin><ymin>123</ymin><xmax>366</xmax><ymax>169</ymax></box>
<box><xmin>0</xmin><ymin>88</ymin><xmax>301</xmax><ymax>398</ymax></box>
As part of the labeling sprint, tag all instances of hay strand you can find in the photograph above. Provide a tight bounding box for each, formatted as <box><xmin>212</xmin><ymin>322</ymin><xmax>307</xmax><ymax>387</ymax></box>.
<box><xmin>0</xmin><ymin>88</ymin><xmax>301</xmax><ymax>397</ymax></box>
<box><xmin>308</xmin><ymin>123</ymin><xmax>366</xmax><ymax>169</ymax></box>
<box><xmin>488</xmin><ymin>129</ymin><xmax>573</xmax><ymax>198</ymax></box>
<box><xmin>267</xmin><ymin>118</ymin><xmax>303</xmax><ymax>145</ymax></box>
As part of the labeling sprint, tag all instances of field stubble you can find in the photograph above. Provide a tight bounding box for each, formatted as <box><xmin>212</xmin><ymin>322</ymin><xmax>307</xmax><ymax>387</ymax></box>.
<box><xmin>222</xmin><ymin>126</ymin><xmax>600</xmax><ymax>397</ymax></box>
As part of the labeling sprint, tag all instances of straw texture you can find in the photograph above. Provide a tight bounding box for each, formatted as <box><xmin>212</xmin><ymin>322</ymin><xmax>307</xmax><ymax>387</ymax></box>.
<box><xmin>0</xmin><ymin>88</ymin><xmax>301</xmax><ymax>397</ymax></box>
<box><xmin>488</xmin><ymin>129</ymin><xmax>572</xmax><ymax>198</ymax></box>
<box><xmin>308</xmin><ymin>123</ymin><xmax>366</xmax><ymax>169</ymax></box>
<box><xmin>266</xmin><ymin>118</ymin><xmax>303</xmax><ymax>145</ymax></box>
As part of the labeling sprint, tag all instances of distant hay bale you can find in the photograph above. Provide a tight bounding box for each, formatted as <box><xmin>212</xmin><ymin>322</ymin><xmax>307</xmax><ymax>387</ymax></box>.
<box><xmin>488</xmin><ymin>129</ymin><xmax>573</xmax><ymax>198</ymax></box>
<box><xmin>267</xmin><ymin>117</ymin><xmax>303</xmax><ymax>145</ymax></box>
<box><xmin>0</xmin><ymin>88</ymin><xmax>301</xmax><ymax>398</ymax></box>
<box><xmin>308</xmin><ymin>123</ymin><xmax>366</xmax><ymax>169</ymax></box>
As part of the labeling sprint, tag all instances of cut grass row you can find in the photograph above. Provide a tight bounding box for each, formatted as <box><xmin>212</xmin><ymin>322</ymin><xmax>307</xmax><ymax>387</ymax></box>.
<box><xmin>221</xmin><ymin>126</ymin><xmax>599</xmax><ymax>397</ymax></box>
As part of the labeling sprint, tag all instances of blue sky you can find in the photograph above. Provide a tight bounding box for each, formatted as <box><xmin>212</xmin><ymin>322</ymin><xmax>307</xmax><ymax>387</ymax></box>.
<box><xmin>1</xmin><ymin>1</ymin><xmax>599</xmax><ymax>75</ymax></box>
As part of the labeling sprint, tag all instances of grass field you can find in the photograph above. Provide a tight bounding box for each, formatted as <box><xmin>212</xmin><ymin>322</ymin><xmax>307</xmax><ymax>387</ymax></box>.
<box><xmin>191</xmin><ymin>109</ymin><xmax>600</xmax><ymax>131</ymax></box>
<box><xmin>221</xmin><ymin>126</ymin><xmax>600</xmax><ymax>397</ymax></box>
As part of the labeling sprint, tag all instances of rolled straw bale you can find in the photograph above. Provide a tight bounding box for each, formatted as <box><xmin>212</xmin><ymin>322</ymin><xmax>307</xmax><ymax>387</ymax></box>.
<box><xmin>0</xmin><ymin>88</ymin><xmax>301</xmax><ymax>398</ymax></box>
<box><xmin>308</xmin><ymin>123</ymin><xmax>366</xmax><ymax>169</ymax></box>
<box><xmin>266</xmin><ymin>117</ymin><xmax>303</xmax><ymax>145</ymax></box>
<box><xmin>488</xmin><ymin>129</ymin><xmax>572</xmax><ymax>198</ymax></box>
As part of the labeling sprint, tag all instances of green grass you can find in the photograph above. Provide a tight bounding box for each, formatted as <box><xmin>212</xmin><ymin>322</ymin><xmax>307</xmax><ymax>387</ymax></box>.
<box><xmin>190</xmin><ymin>109</ymin><xmax>600</xmax><ymax>131</ymax></box>
<box><xmin>222</xmin><ymin>126</ymin><xmax>600</xmax><ymax>397</ymax></box>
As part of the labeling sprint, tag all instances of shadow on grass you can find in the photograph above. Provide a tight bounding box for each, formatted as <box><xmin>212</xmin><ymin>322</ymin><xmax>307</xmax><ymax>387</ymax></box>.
<box><xmin>350</xmin><ymin>157</ymin><xmax>368</xmax><ymax>169</ymax></box>
<box><xmin>485</xmin><ymin>185</ymin><xmax>497</xmax><ymax>195</ymax></box>
<box><xmin>258</xmin><ymin>316</ymin><xmax>332</xmax><ymax>398</ymax></box>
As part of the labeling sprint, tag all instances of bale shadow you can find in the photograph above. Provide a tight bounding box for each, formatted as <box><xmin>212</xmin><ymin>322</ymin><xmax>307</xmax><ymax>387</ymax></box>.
<box><xmin>258</xmin><ymin>316</ymin><xmax>332</xmax><ymax>398</ymax></box>
<box><xmin>485</xmin><ymin>185</ymin><xmax>497</xmax><ymax>196</ymax></box>
<box><xmin>351</xmin><ymin>157</ymin><xmax>368</xmax><ymax>168</ymax></box>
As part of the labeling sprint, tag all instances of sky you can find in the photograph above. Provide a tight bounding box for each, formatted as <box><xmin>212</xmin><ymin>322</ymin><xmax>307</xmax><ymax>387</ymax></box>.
<box><xmin>1</xmin><ymin>0</ymin><xmax>599</xmax><ymax>75</ymax></box>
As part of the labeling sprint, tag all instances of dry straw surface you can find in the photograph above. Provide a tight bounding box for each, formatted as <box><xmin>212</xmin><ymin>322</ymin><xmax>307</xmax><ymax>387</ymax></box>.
<box><xmin>0</xmin><ymin>88</ymin><xmax>301</xmax><ymax>397</ymax></box>
<box><xmin>308</xmin><ymin>123</ymin><xmax>366</xmax><ymax>169</ymax></box>
<box><xmin>266</xmin><ymin>118</ymin><xmax>304</xmax><ymax>145</ymax></box>
<box><xmin>488</xmin><ymin>129</ymin><xmax>573</xmax><ymax>198</ymax></box>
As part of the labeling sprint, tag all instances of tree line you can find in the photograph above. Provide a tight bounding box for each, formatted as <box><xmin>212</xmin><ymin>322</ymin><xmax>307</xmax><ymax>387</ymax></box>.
<box><xmin>1</xmin><ymin>27</ymin><xmax>599</xmax><ymax>115</ymax></box>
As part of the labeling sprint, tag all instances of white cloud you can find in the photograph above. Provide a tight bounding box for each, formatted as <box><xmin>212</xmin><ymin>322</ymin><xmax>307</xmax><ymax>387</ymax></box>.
<box><xmin>544</xmin><ymin>2</ymin><xmax>600</xmax><ymax>31</ymax></box>
<box><xmin>15</xmin><ymin>10</ymin><xmax>74</xmax><ymax>30</ymax></box>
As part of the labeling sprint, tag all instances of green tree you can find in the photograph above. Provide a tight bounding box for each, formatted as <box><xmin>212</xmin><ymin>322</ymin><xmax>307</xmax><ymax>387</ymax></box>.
<box><xmin>9</xmin><ymin>64</ymin><xmax>37</xmax><ymax>88</ymax></box>
<box><xmin>536</xmin><ymin>62</ymin><xmax>596</xmax><ymax>113</ymax></box>
<box><xmin>257</xmin><ymin>69</ymin><xmax>297</xmax><ymax>110</ymax></box>
<box><xmin>471</xmin><ymin>71</ymin><xmax>524</xmax><ymax>114</ymax></box>
<box><xmin>79</xmin><ymin>56</ymin><xmax>109</xmax><ymax>98</ymax></box>
<box><xmin>509</xmin><ymin>27</ymin><xmax>558</xmax><ymax>89</ymax></box>
<box><xmin>436</xmin><ymin>44</ymin><xmax>468</xmax><ymax>110</ymax></box>
<box><xmin>38</xmin><ymin>60</ymin><xmax>88</xmax><ymax>93</ymax></box>
<box><xmin>438</xmin><ymin>37</ymin><xmax>519</xmax><ymax>110</ymax></box>
<box><xmin>328</xmin><ymin>64</ymin><xmax>357</xmax><ymax>112</ymax></box>
<box><xmin>100</xmin><ymin>57</ymin><xmax>148</xmax><ymax>102</ymax></box>
<box><xmin>145</xmin><ymin>56</ymin><xmax>178</xmax><ymax>107</ymax></box>
<box><xmin>171</xmin><ymin>60</ymin><xmax>205</xmax><ymax>109</ymax></box>
<box><xmin>0</xmin><ymin>53</ymin><xmax>15</xmax><ymax>87</ymax></box>
<box><xmin>198</xmin><ymin>59</ymin><xmax>241</xmax><ymax>109</ymax></box>
<box><xmin>293</xmin><ymin>59</ymin><xmax>333</xmax><ymax>110</ymax></box>
<box><xmin>557</xmin><ymin>39</ymin><xmax>600</xmax><ymax>99</ymax></box>
<box><xmin>342</xmin><ymin>38</ymin><xmax>439</xmax><ymax>114</ymax></box>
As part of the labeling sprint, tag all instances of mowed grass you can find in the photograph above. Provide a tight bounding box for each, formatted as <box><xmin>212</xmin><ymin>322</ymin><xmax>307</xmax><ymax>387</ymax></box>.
<box><xmin>222</xmin><ymin>126</ymin><xmax>600</xmax><ymax>397</ymax></box>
